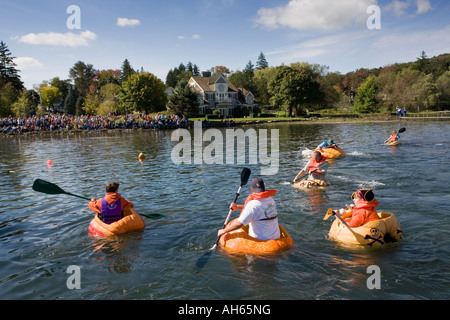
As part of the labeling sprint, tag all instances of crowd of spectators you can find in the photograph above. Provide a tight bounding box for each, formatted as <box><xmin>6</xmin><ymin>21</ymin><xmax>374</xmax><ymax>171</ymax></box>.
<box><xmin>0</xmin><ymin>113</ymin><xmax>189</xmax><ymax>134</ymax></box>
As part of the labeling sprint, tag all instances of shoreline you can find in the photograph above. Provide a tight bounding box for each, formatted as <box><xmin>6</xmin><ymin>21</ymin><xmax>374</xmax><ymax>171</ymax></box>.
<box><xmin>1</xmin><ymin>115</ymin><xmax>447</xmax><ymax>137</ymax></box>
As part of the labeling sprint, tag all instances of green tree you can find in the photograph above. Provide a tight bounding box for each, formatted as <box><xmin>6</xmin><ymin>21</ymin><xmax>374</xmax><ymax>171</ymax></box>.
<box><xmin>69</xmin><ymin>61</ymin><xmax>95</xmax><ymax>97</ymax></box>
<box><xmin>253</xmin><ymin>67</ymin><xmax>277</xmax><ymax>105</ymax></box>
<box><xmin>166</xmin><ymin>78</ymin><xmax>199</xmax><ymax>117</ymax></box>
<box><xmin>435</xmin><ymin>69</ymin><xmax>450</xmax><ymax>110</ymax></box>
<box><xmin>422</xmin><ymin>73</ymin><xmax>440</xmax><ymax>110</ymax></box>
<box><xmin>0</xmin><ymin>41</ymin><xmax>24</xmax><ymax>91</ymax></box>
<box><xmin>353</xmin><ymin>76</ymin><xmax>378</xmax><ymax>113</ymax></box>
<box><xmin>39</xmin><ymin>86</ymin><xmax>62</xmax><ymax>110</ymax></box>
<box><xmin>11</xmin><ymin>90</ymin><xmax>34</xmax><ymax>117</ymax></box>
<box><xmin>64</xmin><ymin>87</ymin><xmax>78</xmax><ymax>115</ymax></box>
<box><xmin>121</xmin><ymin>59</ymin><xmax>135</xmax><ymax>83</ymax></box>
<box><xmin>268</xmin><ymin>65</ymin><xmax>321</xmax><ymax>116</ymax></box>
<box><xmin>119</xmin><ymin>72</ymin><xmax>167</xmax><ymax>114</ymax></box>
<box><xmin>0</xmin><ymin>82</ymin><xmax>18</xmax><ymax>116</ymax></box>
<box><xmin>256</xmin><ymin>52</ymin><xmax>269</xmax><ymax>70</ymax></box>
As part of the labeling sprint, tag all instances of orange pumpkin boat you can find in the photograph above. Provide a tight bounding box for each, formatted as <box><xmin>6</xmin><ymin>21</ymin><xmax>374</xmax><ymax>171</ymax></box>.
<box><xmin>319</xmin><ymin>146</ymin><xmax>346</xmax><ymax>159</ymax></box>
<box><xmin>88</xmin><ymin>207</ymin><xmax>145</xmax><ymax>236</ymax></box>
<box><xmin>219</xmin><ymin>222</ymin><xmax>294</xmax><ymax>255</ymax></box>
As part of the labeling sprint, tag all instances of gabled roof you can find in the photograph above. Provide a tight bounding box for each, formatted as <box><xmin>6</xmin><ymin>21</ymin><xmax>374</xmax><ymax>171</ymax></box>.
<box><xmin>190</xmin><ymin>74</ymin><xmax>239</xmax><ymax>93</ymax></box>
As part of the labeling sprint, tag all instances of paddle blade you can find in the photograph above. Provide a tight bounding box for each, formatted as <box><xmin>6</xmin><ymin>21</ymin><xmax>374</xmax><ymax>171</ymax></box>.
<box><xmin>399</xmin><ymin>127</ymin><xmax>406</xmax><ymax>133</ymax></box>
<box><xmin>32</xmin><ymin>179</ymin><xmax>67</xmax><ymax>195</ymax></box>
<box><xmin>323</xmin><ymin>208</ymin><xmax>334</xmax><ymax>220</ymax></box>
<box><xmin>195</xmin><ymin>246</ymin><xmax>215</xmax><ymax>270</ymax></box>
<box><xmin>240</xmin><ymin>167</ymin><xmax>251</xmax><ymax>186</ymax></box>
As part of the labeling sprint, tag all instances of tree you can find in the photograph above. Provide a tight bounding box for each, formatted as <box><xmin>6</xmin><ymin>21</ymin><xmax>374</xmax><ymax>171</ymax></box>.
<box><xmin>256</xmin><ymin>52</ymin><xmax>269</xmax><ymax>70</ymax></box>
<box><xmin>167</xmin><ymin>78</ymin><xmax>199</xmax><ymax>117</ymax></box>
<box><xmin>269</xmin><ymin>65</ymin><xmax>322</xmax><ymax>116</ymax></box>
<box><xmin>353</xmin><ymin>76</ymin><xmax>378</xmax><ymax>113</ymax></box>
<box><xmin>119</xmin><ymin>72</ymin><xmax>167</xmax><ymax>113</ymax></box>
<box><xmin>69</xmin><ymin>61</ymin><xmax>95</xmax><ymax>97</ymax></box>
<box><xmin>0</xmin><ymin>83</ymin><xmax>18</xmax><ymax>116</ymax></box>
<box><xmin>253</xmin><ymin>67</ymin><xmax>277</xmax><ymax>105</ymax></box>
<box><xmin>214</xmin><ymin>66</ymin><xmax>231</xmax><ymax>76</ymax></box>
<box><xmin>64</xmin><ymin>87</ymin><xmax>78</xmax><ymax>114</ymax></box>
<box><xmin>121</xmin><ymin>59</ymin><xmax>135</xmax><ymax>83</ymax></box>
<box><xmin>39</xmin><ymin>87</ymin><xmax>62</xmax><ymax>110</ymax></box>
<box><xmin>435</xmin><ymin>70</ymin><xmax>450</xmax><ymax>110</ymax></box>
<box><xmin>0</xmin><ymin>41</ymin><xmax>24</xmax><ymax>91</ymax></box>
<box><xmin>11</xmin><ymin>90</ymin><xmax>34</xmax><ymax>117</ymax></box>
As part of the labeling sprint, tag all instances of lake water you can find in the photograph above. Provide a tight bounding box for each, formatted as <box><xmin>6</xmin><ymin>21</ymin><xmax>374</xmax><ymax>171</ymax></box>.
<box><xmin>0</xmin><ymin>120</ymin><xmax>449</xmax><ymax>301</ymax></box>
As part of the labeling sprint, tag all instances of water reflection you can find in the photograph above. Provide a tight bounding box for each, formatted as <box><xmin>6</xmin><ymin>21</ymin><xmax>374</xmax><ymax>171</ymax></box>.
<box><xmin>89</xmin><ymin>234</ymin><xmax>144</xmax><ymax>274</ymax></box>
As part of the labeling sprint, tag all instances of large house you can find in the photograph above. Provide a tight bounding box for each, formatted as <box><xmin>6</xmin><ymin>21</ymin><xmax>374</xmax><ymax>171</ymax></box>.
<box><xmin>188</xmin><ymin>72</ymin><xmax>257</xmax><ymax>117</ymax></box>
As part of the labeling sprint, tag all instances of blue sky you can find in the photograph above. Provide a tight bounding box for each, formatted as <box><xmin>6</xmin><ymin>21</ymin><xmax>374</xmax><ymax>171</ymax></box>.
<box><xmin>1</xmin><ymin>0</ymin><xmax>449</xmax><ymax>89</ymax></box>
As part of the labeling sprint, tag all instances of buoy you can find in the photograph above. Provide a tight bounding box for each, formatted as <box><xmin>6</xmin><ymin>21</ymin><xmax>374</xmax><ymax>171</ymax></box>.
<box><xmin>138</xmin><ymin>153</ymin><xmax>146</xmax><ymax>161</ymax></box>
<box><xmin>47</xmin><ymin>160</ymin><xmax>53</xmax><ymax>166</ymax></box>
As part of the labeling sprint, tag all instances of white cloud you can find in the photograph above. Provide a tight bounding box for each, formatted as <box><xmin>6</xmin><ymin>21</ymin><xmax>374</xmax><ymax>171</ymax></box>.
<box><xmin>384</xmin><ymin>0</ymin><xmax>432</xmax><ymax>17</ymax></box>
<box><xmin>13</xmin><ymin>57</ymin><xmax>43</xmax><ymax>69</ymax></box>
<box><xmin>266</xmin><ymin>31</ymin><xmax>369</xmax><ymax>63</ymax></box>
<box><xmin>117</xmin><ymin>17</ymin><xmax>141</xmax><ymax>27</ymax></box>
<box><xmin>254</xmin><ymin>0</ymin><xmax>377</xmax><ymax>31</ymax></box>
<box><xmin>177</xmin><ymin>34</ymin><xmax>201</xmax><ymax>40</ymax></box>
<box><xmin>416</xmin><ymin>0</ymin><xmax>432</xmax><ymax>14</ymax></box>
<box><xmin>17</xmin><ymin>30</ymin><xmax>97</xmax><ymax>47</ymax></box>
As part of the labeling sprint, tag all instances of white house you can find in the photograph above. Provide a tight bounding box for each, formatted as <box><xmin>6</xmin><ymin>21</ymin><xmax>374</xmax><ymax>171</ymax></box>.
<box><xmin>188</xmin><ymin>72</ymin><xmax>257</xmax><ymax>117</ymax></box>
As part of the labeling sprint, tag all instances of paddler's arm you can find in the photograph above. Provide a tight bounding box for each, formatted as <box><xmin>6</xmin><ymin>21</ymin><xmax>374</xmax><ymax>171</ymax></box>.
<box><xmin>217</xmin><ymin>218</ymin><xmax>244</xmax><ymax>238</ymax></box>
<box><xmin>88</xmin><ymin>198</ymin><xmax>101</xmax><ymax>213</ymax></box>
<box><xmin>293</xmin><ymin>169</ymin><xmax>306</xmax><ymax>183</ymax></box>
<box><xmin>229</xmin><ymin>202</ymin><xmax>244</xmax><ymax>211</ymax></box>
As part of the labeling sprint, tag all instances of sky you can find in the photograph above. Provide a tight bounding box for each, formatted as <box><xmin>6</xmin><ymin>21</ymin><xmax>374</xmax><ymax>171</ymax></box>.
<box><xmin>1</xmin><ymin>0</ymin><xmax>449</xmax><ymax>90</ymax></box>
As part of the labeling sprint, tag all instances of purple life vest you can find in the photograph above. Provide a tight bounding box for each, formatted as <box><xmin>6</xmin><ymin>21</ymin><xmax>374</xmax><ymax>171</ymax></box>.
<box><xmin>101</xmin><ymin>198</ymin><xmax>122</xmax><ymax>224</ymax></box>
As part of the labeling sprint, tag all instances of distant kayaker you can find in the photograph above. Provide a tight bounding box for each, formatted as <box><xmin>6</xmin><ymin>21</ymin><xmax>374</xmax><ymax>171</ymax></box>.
<box><xmin>385</xmin><ymin>131</ymin><xmax>400</xmax><ymax>143</ymax></box>
<box><xmin>293</xmin><ymin>150</ymin><xmax>328</xmax><ymax>184</ymax></box>
<box><xmin>316</xmin><ymin>139</ymin><xmax>338</xmax><ymax>150</ymax></box>
<box><xmin>217</xmin><ymin>177</ymin><xmax>280</xmax><ymax>241</ymax></box>
<box><xmin>342</xmin><ymin>189</ymin><xmax>380</xmax><ymax>228</ymax></box>
<box><xmin>88</xmin><ymin>182</ymin><xmax>134</xmax><ymax>224</ymax></box>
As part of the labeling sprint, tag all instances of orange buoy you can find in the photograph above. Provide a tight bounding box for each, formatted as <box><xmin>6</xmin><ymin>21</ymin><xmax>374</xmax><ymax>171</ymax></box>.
<box><xmin>138</xmin><ymin>153</ymin><xmax>146</xmax><ymax>161</ymax></box>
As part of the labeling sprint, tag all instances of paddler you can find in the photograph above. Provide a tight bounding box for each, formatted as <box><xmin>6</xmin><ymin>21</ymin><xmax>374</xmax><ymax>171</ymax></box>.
<box><xmin>342</xmin><ymin>189</ymin><xmax>380</xmax><ymax>228</ymax></box>
<box><xmin>88</xmin><ymin>182</ymin><xmax>134</xmax><ymax>224</ymax></box>
<box><xmin>385</xmin><ymin>130</ymin><xmax>400</xmax><ymax>143</ymax></box>
<box><xmin>316</xmin><ymin>139</ymin><xmax>338</xmax><ymax>150</ymax></box>
<box><xmin>217</xmin><ymin>177</ymin><xmax>280</xmax><ymax>241</ymax></box>
<box><xmin>293</xmin><ymin>150</ymin><xmax>328</xmax><ymax>184</ymax></box>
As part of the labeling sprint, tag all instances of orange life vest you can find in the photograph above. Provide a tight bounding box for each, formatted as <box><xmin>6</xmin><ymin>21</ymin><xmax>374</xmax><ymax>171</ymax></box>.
<box><xmin>389</xmin><ymin>134</ymin><xmax>398</xmax><ymax>142</ymax></box>
<box><xmin>308</xmin><ymin>155</ymin><xmax>327</xmax><ymax>174</ymax></box>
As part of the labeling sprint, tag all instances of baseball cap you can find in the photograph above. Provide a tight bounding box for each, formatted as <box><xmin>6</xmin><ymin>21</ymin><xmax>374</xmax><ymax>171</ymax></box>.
<box><xmin>251</xmin><ymin>178</ymin><xmax>265</xmax><ymax>193</ymax></box>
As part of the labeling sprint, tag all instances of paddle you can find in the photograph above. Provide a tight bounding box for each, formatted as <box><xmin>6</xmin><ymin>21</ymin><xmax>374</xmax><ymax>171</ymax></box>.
<box><xmin>195</xmin><ymin>167</ymin><xmax>251</xmax><ymax>270</ymax></box>
<box><xmin>323</xmin><ymin>208</ymin><xmax>352</xmax><ymax>230</ymax></box>
<box><xmin>32</xmin><ymin>179</ymin><xmax>164</xmax><ymax>220</ymax></box>
<box><xmin>384</xmin><ymin>127</ymin><xmax>405</xmax><ymax>144</ymax></box>
<box><xmin>292</xmin><ymin>161</ymin><xmax>330</xmax><ymax>184</ymax></box>
<box><xmin>2</xmin><ymin>169</ymin><xmax>22</xmax><ymax>174</ymax></box>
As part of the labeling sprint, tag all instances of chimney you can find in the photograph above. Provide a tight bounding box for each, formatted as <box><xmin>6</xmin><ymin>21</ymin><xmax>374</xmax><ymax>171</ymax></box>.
<box><xmin>201</xmin><ymin>71</ymin><xmax>211</xmax><ymax>77</ymax></box>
